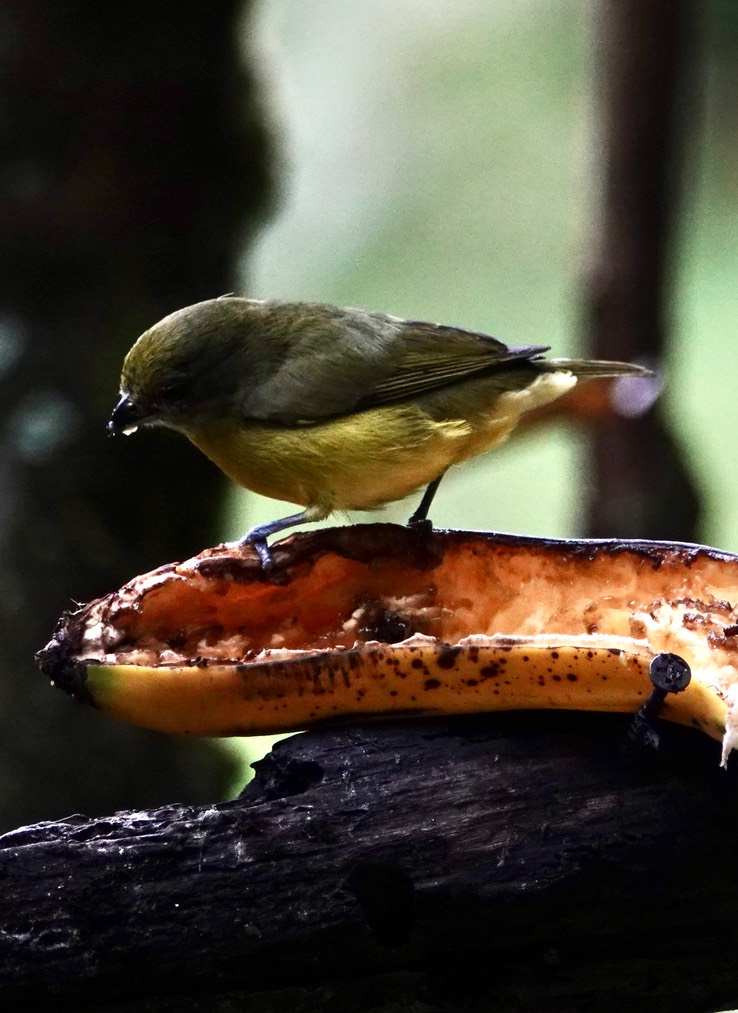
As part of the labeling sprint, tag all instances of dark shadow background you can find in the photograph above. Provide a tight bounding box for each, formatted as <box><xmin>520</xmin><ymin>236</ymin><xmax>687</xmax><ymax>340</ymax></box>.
<box><xmin>0</xmin><ymin>0</ymin><xmax>273</xmax><ymax>830</ymax></box>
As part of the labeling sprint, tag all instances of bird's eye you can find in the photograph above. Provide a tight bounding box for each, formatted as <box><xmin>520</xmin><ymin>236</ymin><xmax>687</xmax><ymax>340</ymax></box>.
<box><xmin>159</xmin><ymin>379</ymin><xmax>190</xmax><ymax>406</ymax></box>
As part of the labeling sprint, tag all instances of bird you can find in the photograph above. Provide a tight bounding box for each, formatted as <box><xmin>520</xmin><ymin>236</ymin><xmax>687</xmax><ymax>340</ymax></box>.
<box><xmin>108</xmin><ymin>297</ymin><xmax>654</xmax><ymax>567</ymax></box>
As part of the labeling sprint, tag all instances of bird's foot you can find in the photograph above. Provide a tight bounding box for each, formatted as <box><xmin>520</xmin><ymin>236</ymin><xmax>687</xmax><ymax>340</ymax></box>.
<box><xmin>225</xmin><ymin>508</ymin><xmax>324</xmax><ymax>572</ymax></box>
<box><xmin>224</xmin><ymin>532</ymin><xmax>273</xmax><ymax>571</ymax></box>
<box><xmin>248</xmin><ymin>536</ymin><xmax>273</xmax><ymax>571</ymax></box>
<box><xmin>406</xmin><ymin>514</ymin><xmax>434</xmax><ymax>534</ymax></box>
<box><xmin>407</xmin><ymin>474</ymin><xmax>445</xmax><ymax>531</ymax></box>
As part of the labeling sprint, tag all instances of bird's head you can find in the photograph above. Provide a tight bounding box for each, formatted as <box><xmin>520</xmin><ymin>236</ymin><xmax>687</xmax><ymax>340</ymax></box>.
<box><xmin>107</xmin><ymin>298</ymin><xmax>265</xmax><ymax>436</ymax></box>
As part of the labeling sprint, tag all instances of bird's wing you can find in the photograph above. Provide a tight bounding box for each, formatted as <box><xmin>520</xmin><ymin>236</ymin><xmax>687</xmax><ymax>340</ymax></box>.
<box><xmin>355</xmin><ymin>321</ymin><xmax>548</xmax><ymax>408</ymax></box>
<box><xmin>240</xmin><ymin>306</ymin><xmax>548</xmax><ymax>424</ymax></box>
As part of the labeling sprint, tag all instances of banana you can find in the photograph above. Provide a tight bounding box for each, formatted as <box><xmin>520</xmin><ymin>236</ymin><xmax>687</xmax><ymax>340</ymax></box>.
<box><xmin>76</xmin><ymin>639</ymin><xmax>727</xmax><ymax>742</ymax></box>
<box><xmin>36</xmin><ymin>524</ymin><xmax>738</xmax><ymax>761</ymax></box>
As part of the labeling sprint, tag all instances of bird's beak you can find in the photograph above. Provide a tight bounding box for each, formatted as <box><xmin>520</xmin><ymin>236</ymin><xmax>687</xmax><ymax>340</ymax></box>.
<box><xmin>107</xmin><ymin>394</ymin><xmax>149</xmax><ymax>436</ymax></box>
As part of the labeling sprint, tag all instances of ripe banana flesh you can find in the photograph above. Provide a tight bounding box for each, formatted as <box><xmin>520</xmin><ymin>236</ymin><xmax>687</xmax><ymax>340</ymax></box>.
<box><xmin>36</xmin><ymin>524</ymin><xmax>738</xmax><ymax>761</ymax></box>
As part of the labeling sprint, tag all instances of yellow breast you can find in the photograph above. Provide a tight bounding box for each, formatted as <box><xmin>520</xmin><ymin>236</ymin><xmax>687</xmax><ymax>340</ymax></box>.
<box><xmin>181</xmin><ymin>371</ymin><xmax>576</xmax><ymax>513</ymax></box>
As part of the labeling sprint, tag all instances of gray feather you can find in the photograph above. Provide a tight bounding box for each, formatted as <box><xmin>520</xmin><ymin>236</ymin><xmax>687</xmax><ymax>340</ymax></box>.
<box><xmin>539</xmin><ymin>358</ymin><xmax>653</xmax><ymax>378</ymax></box>
<box><xmin>239</xmin><ymin>305</ymin><xmax>552</xmax><ymax>423</ymax></box>
<box><xmin>123</xmin><ymin>297</ymin><xmax>653</xmax><ymax>430</ymax></box>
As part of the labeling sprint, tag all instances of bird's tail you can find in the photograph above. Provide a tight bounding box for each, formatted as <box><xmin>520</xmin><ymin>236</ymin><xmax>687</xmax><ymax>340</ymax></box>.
<box><xmin>540</xmin><ymin>358</ymin><xmax>654</xmax><ymax>379</ymax></box>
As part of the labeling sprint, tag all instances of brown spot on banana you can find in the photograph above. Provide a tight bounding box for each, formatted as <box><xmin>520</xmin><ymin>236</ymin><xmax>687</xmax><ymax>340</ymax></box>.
<box><xmin>80</xmin><ymin>639</ymin><xmax>727</xmax><ymax>742</ymax></box>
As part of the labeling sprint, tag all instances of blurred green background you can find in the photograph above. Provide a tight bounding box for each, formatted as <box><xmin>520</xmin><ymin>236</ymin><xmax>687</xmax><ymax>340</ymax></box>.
<box><xmin>232</xmin><ymin>0</ymin><xmax>736</xmax><ymax>546</ymax></box>
<box><xmin>218</xmin><ymin>0</ymin><xmax>737</xmax><ymax>781</ymax></box>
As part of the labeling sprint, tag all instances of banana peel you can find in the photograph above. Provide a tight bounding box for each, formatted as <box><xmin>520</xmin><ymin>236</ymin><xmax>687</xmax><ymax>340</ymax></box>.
<box><xmin>36</xmin><ymin>524</ymin><xmax>738</xmax><ymax>763</ymax></box>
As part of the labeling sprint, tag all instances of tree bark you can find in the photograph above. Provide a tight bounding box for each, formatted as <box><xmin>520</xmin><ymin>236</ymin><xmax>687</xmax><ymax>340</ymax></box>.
<box><xmin>1</xmin><ymin>713</ymin><xmax>737</xmax><ymax>1012</ymax></box>
<box><xmin>585</xmin><ymin>0</ymin><xmax>701</xmax><ymax>540</ymax></box>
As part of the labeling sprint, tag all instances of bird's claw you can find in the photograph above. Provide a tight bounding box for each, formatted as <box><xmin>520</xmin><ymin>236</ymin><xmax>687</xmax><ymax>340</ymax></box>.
<box><xmin>224</xmin><ymin>533</ymin><xmax>273</xmax><ymax>571</ymax></box>
<box><xmin>251</xmin><ymin>537</ymin><xmax>273</xmax><ymax>571</ymax></box>
<box><xmin>407</xmin><ymin>515</ymin><xmax>433</xmax><ymax>534</ymax></box>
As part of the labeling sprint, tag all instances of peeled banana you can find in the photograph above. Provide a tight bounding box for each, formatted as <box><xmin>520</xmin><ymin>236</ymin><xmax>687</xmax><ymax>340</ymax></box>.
<box><xmin>37</xmin><ymin>524</ymin><xmax>738</xmax><ymax>762</ymax></box>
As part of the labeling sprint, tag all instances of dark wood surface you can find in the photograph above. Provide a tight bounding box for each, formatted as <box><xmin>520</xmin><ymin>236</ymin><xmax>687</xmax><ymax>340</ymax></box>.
<box><xmin>2</xmin><ymin>712</ymin><xmax>737</xmax><ymax>1012</ymax></box>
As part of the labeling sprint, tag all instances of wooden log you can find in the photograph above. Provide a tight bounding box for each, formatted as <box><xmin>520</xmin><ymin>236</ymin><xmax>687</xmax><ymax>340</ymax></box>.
<box><xmin>1</xmin><ymin>712</ymin><xmax>736</xmax><ymax>1011</ymax></box>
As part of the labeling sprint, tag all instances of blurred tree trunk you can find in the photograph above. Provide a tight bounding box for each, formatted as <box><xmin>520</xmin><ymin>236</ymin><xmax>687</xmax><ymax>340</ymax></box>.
<box><xmin>585</xmin><ymin>0</ymin><xmax>701</xmax><ymax>540</ymax></box>
<box><xmin>0</xmin><ymin>0</ymin><xmax>273</xmax><ymax>829</ymax></box>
